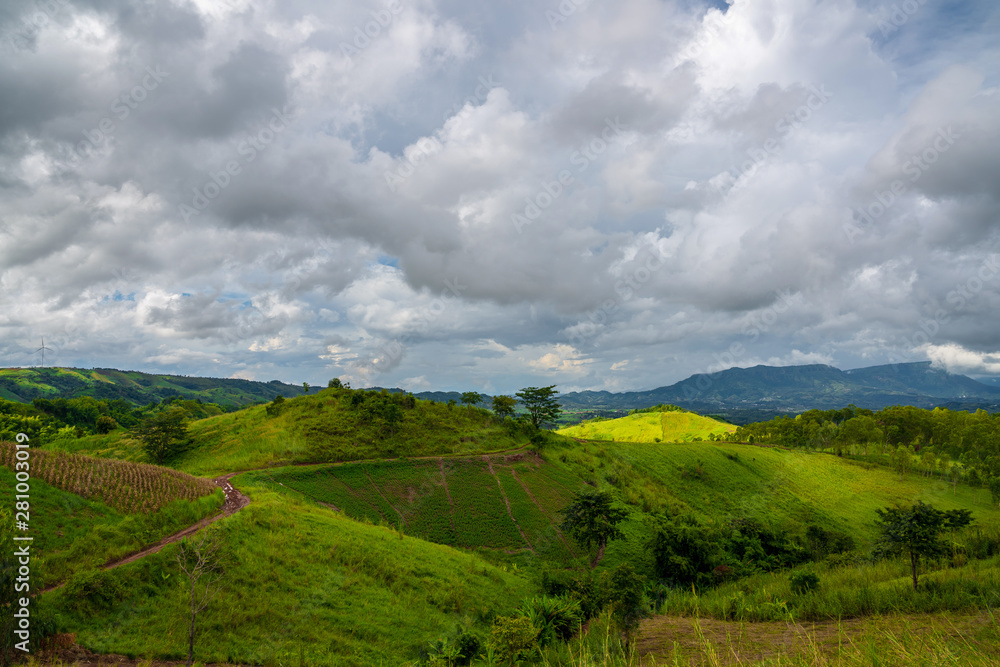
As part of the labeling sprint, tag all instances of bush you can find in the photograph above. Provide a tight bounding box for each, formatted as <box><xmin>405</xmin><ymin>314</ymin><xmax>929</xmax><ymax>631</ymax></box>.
<box><xmin>265</xmin><ymin>395</ymin><xmax>285</xmax><ymax>417</ymax></box>
<box><xmin>789</xmin><ymin>570</ymin><xmax>820</xmax><ymax>595</ymax></box>
<box><xmin>488</xmin><ymin>615</ymin><xmax>539</xmax><ymax>665</ymax></box>
<box><xmin>518</xmin><ymin>596</ymin><xmax>582</xmax><ymax>646</ymax></box>
<box><xmin>63</xmin><ymin>568</ymin><xmax>128</xmax><ymax>612</ymax></box>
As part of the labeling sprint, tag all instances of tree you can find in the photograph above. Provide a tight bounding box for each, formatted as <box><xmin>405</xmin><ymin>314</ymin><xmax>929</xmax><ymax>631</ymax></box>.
<box><xmin>460</xmin><ymin>391</ymin><xmax>483</xmax><ymax>410</ymax></box>
<box><xmin>606</xmin><ymin>564</ymin><xmax>649</xmax><ymax>646</ymax></box>
<box><xmin>132</xmin><ymin>408</ymin><xmax>189</xmax><ymax>465</ymax></box>
<box><xmin>491</xmin><ymin>395</ymin><xmax>516</xmax><ymax>420</ymax></box>
<box><xmin>560</xmin><ymin>490</ymin><xmax>629</xmax><ymax>568</ymax></box>
<box><xmin>176</xmin><ymin>530</ymin><xmax>227</xmax><ymax>667</ymax></box>
<box><xmin>515</xmin><ymin>385</ymin><xmax>562</xmax><ymax>429</ymax></box>
<box><xmin>328</xmin><ymin>377</ymin><xmax>343</xmax><ymax>389</ymax></box>
<box><xmin>303</xmin><ymin>382</ymin><xmax>310</xmax><ymax>394</ymax></box>
<box><xmin>95</xmin><ymin>414</ymin><xmax>118</xmax><ymax>434</ymax></box>
<box><xmin>874</xmin><ymin>501</ymin><xmax>974</xmax><ymax>589</ymax></box>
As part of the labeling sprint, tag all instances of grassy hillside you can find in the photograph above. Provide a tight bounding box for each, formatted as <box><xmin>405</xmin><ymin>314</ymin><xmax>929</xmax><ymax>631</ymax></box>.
<box><xmin>556</xmin><ymin>406</ymin><xmax>736</xmax><ymax>443</ymax></box>
<box><xmin>0</xmin><ymin>451</ymin><xmax>222</xmax><ymax>588</ymax></box>
<box><xmin>49</xmin><ymin>387</ymin><xmax>533</xmax><ymax>476</ymax></box>
<box><xmin>0</xmin><ymin>366</ymin><xmax>303</xmax><ymax>408</ymax></box>
<box><xmin>263</xmin><ymin>453</ymin><xmax>584</xmax><ymax>564</ymax></box>
<box><xmin>41</xmin><ymin>474</ymin><xmax>534</xmax><ymax>666</ymax></box>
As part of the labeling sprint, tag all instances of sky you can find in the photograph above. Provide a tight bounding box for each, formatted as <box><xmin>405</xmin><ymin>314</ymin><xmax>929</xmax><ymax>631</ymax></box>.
<box><xmin>0</xmin><ymin>0</ymin><xmax>998</xmax><ymax>395</ymax></box>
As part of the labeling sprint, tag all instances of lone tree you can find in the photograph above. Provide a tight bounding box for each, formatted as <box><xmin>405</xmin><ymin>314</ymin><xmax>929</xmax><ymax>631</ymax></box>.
<box><xmin>460</xmin><ymin>391</ymin><xmax>483</xmax><ymax>410</ymax></box>
<box><xmin>874</xmin><ymin>501</ymin><xmax>974</xmax><ymax>589</ymax></box>
<box><xmin>491</xmin><ymin>395</ymin><xmax>516</xmax><ymax>420</ymax></box>
<box><xmin>132</xmin><ymin>408</ymin><xmax>189</xmax><ymax>465</ymax></box>
<box><xmin>303</xmin><ymin>381</ymin><xmax>310</xmax><ymax>395</ymax></box>
<box><xmin>560</xmin><ymin>489</ymin><xmax>629</xmax><ymax>568</ymax></box>
<box><xmin>515</xmin><ymin>385</ymin><xmax>562</xmax><ymax>429</ymax></box>
<box><xmin>176</xmin><ymin>530</ymin><xmax>227</xmax><ymax>667</ymax></box>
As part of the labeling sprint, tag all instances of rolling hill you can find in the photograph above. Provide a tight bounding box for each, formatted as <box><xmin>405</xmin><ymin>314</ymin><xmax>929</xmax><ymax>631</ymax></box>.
<box><xmin>556</xmin><ymin>406</ymin><xmax>736</xmax><ymax>442</ymax></box>
<box><xmin>0</xmin><ymin>367</ymin><xmax>305</xmax><ymax>408</ymax></box>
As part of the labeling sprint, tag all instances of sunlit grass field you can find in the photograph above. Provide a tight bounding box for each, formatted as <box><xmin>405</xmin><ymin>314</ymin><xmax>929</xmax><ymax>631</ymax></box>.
<box><xmin>557</xmin><ymin>410</ymin><xmax>736</xmax><ymax>443</ymax></box>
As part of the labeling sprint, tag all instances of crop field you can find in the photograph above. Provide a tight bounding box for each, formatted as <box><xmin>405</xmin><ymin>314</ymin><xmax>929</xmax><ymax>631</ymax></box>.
<box><xmin>0</xmin><ymin>442</ymin><xmax>216</xmax><ymax>514</ymax></box>
<box><xmin>557</xmin><ymin>409</ymin><xmax>737</xmax><ymax>443</ymax></box>
<box><xmin>0</xmin><ymin>458</ymin><xmax>222</xmax><ymax>587</ymax></box>
<box><xmin>268</xmin><ymin>454</ymin><xmax>586</xmax><ymax>560</ymax></box>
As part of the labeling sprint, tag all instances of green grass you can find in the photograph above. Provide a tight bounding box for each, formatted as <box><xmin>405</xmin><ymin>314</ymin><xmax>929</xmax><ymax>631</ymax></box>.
<box><xmin>51</xmin><ymin>389</ymin><xmax>533</xmax><ymax>476</ymax></box>
<box><xmin>657</xmin><ymin>540</ymin><xmax>1000</xmax><ymax>622</ymax></box>
<box><xmin>264</xmin><ymin>455</ymin><xmax>585</xmax><ymax>563</ymax></box>
<box><xmin>557</xmin><ymin>410</ymin><xmax>736</xmax><ymax>443</ymax></box>
<box><xmin>41</xmin><ymin>473</ymin><xmax>535</xmax><ymax>666</ymax></box>
<box><xmin>0</xmin><ymin>465</ymin><xmax>222</xmax><ymax>588</ymax></box>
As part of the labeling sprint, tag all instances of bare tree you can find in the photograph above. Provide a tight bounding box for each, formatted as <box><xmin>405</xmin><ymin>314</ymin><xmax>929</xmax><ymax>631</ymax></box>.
<box><xmin>176</xmin><ymin>530</ymin><xmax>227</xmax><ymax>667</ymax></box>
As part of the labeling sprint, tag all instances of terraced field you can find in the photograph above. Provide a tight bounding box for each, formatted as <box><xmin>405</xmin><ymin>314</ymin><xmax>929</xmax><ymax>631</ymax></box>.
<box><xmin>267</xmin><ymin>454</ymin><xmax>581</xmax><ymax>562</ymax></box>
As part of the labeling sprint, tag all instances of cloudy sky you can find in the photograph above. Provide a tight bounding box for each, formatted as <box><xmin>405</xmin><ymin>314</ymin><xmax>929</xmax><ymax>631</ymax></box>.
<box><xmin>0</xmin><ymin>0</ymin><xmax>998</xmax><ymax>394</ymax></box>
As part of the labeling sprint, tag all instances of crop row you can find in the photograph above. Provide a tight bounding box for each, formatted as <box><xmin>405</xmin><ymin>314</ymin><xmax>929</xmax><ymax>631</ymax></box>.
<box><xmin>0</xmin><ymin>442</ymin><xmax>216</xmax><ymax>514</ymax></box>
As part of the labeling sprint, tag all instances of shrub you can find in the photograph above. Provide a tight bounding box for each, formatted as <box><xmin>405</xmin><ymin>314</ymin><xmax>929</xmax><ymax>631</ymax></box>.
<box><xmin>95</xmin><ymin>414</ymin><xmax>118</xmax><ymax>434</ymax></box>
<box><xmin>63</xmin><ymin>569</ymin><xmax>128</xmax><ymax>612</ymax></box>
<box><xmin>488</xmin><ymin>616</ymin><xmax>538</xmax><ymax>665</ymax></box>
<box><xmin>518</xmin><ymin>596</ymin><xmax>582</xmax><ymax>646</ymax></box>
<box><xmin>789</xmin><ymin>570</ymin><xmax>820</xmax><ymax>595</ymax></box>
<box><xmin>265</xmin><ymin>395</ymin><xmax>286</xmax><ymax>417</ymax></box>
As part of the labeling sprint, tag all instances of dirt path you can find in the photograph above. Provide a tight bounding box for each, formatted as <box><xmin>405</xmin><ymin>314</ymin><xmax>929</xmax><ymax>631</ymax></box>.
<box><xmin>41</xmin><ymin>473</ymin><xmax>250</xmax><ymax>594</ymax></box>
<box><xmin>484</xmin><ymin>456</ymin><xmax>534</xmax><ymax>553</ymax></box>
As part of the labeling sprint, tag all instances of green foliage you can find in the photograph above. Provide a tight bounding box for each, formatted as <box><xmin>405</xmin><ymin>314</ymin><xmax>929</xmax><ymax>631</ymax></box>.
<box><xmin>517</xmin><ymin>596</ymin><xmax>582</xmax><ymax>646</ymax></box>
<box><xmin>328</xmin><ymin>377</ymin><xmax>343</xmax><ymax>389</ymax></box>
<box><xmin>491</xmin><ymin>395</ymin><xmax>516</xmax><ymax>420</ymax></box>
<box><xmin>515</xmin><ymin>386</ymin><xmax>562</xmax><ymax>429</ymax></box>
<box><xmin>63</xmin><ymin>568</ymin><xmax>129</xmax><ymax>612</ymax></box>
<box><xmin>460</xmin><ymin>392</ymin><xmax>483</xmax><ymax>408</ymax></box>
<box><xmin>132</xmin><ymin>407</ymin><xmax>190</xmax><ymax>464</ymax></box>
<box><xmin>875</xmin><ymin>501</ymin><xmax>975</xmax><ymax>588</ymax></box>
<box><xmin>95</xmin><ymin>414</ymin><xmax>119</xmax><ymax>434</ymax></box>
<box><xmin>649</xmin><ymin>513</ymin><xmax>725</xmax><ymax>589</ymax></box>
<box><xmin>559</xmin><ymin>490</ymin><xmax>629</xmax><ymax>568</ymax></box>
<box><xmin>488</xmin><ymin>615</ymin><xmax>539</xmax><ymax>665</ymax></box>
<box><xmin>788</xmin><ymin>570</ymin><xmax>820</xmax><ymax>594</ymax></box>
<box><xmin>605</xmin><ymin>564</ymin><xmax>649</xmax><ymax>638</ymax></box>
<box><xmin>265</xmin><ymin>394</ymin><xmax>285</xmax><ymax>417</ymax></box>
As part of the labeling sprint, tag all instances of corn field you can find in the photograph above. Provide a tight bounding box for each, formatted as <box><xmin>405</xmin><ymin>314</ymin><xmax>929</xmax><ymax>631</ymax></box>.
<box><xmin>0</xmin><ymin>442</ymin><xmax>216</xmax><ymax>514</ymax></box>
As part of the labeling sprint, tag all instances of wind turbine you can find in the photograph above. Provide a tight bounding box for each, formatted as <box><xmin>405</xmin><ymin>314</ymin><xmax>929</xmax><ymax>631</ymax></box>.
<box><xmin>34</xmin><ymin>337</ymin><xmax>53</xmax><ymax>367</ymax></box>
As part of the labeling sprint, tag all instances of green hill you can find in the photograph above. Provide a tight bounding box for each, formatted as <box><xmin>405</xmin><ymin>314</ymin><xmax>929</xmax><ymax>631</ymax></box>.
<box><xmin>40</xmin><ymin>474</ymin><xmax>534</xmax><ymax>666</ymax></box>
<box><xmin>48</xmin><ymin>386</ymin><xmax>533</xmax><ymax>476</ymax></box>
<box><xmin>0</xmin><ymin>447</ymin><xmax>222</xmax><ymax>589</ymax></box>
<box><xmin>556</xmin><ymin>405</ymin><xmax>736</xmax><ymax>443</ymax></box>
<box><xmin>0</xmin><ymin>366</ymin><xmax>304</xmax><ymax>408</ymax></box>
<box><xmin>21</xmin><ymin>388</ymin><xmax>1000</xmax><ymax>666</ymax></box>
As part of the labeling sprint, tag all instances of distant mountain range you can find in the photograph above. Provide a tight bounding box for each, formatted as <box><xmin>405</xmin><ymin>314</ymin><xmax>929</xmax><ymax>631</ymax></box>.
<box><xmin>0</xmin><ymin>367</ymin><xmax>305</xmax><ymax>408</ymax></box>
<box><xmin>557</xmin><ymin>362</ymin><xmax>1000</xmax><ymax>413</ymax></box>
<box><xmin>3</xmin><ymin>362</ymin><xmax>998</xmax><ymax>418</ymax></box>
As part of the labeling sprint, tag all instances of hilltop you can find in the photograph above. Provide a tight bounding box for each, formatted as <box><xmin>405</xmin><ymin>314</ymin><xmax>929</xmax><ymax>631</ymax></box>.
<box><xmin>555</xmin><ymin>405</ymin><xmax>736</xmax><ymax>443</ymax></box>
